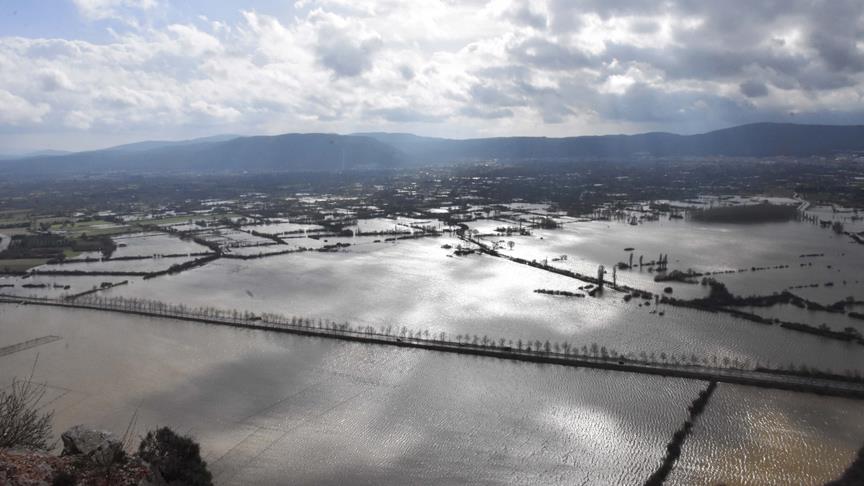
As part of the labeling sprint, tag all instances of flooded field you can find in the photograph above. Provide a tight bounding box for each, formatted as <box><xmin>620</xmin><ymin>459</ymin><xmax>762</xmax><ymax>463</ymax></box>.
<box><xmin>668</xmin><ymin>384</ymin><xmax>864</xmax><ymax>485</ymax></box>
<box><xmin>0</xmin><ymin>305</ymin><xmax>701</xmax><ymax>485</ymax></box>
<box><xmin>2</xmin><ymin>198</ymin><xmax>863</xmax><ymax>484</ymax></box>
<box><xmin>100</xmin><ymin>234</ymin><xmax>864</xmax><ymax>373</ymax></box>
<box><xmin>0</xmin><ymin>274</ymin><xmax>133</xmax><ymax>299</ymax></box>
<box><xmin>111</xmin><ymin>232</ymin><xmax>210</xmax><ymax>258</ymax></box>
<box><xmin>35</xmin><ymin>255</ymin><xmax>198</xmax><ymax>273</ymax></box>
<box><xmin>241</xmin><ymin>221</ymin><xmax>326</xmax><ymax>235</ymax></box>
<box><xmin>474</xmin><ymin>217</ymin><xmax>864</xmax><ymax>302</ymax></box>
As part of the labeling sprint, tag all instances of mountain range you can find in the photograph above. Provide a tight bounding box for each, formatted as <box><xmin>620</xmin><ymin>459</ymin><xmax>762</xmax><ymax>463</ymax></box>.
<box><xmin>3</xmin><ymin>122</ymin><xmax>864</xmax><ymax>176</ymax></box>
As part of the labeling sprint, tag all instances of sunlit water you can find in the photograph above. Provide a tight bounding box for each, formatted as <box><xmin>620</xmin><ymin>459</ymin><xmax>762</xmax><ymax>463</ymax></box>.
<box><xmin>2</xmin><ymin>214</ymin><xmax>863</xmax><ymax>483</ymax></box>
<box><xmin>1</xmin><ymin>305</ymin><xmax>702</xmax><ymax>485</ymax></box>
<box><xmin>476</xmin><ymin>218</ymin><xmax>864</xmax><ymax>302</ymax></box>
<box><xmin>668</xmin><ymin>384</ymin><xmax>864</xmax><ymax>486</ymax></box>
<box><xmin>111</xmin><ymin>232</ymin><xmax>210</xmax><ymax>258</ymax></box>
<box><xmin>98</xmin><ymin>236</ymin><xmax>864</xmax><ymax>372</ymax></box>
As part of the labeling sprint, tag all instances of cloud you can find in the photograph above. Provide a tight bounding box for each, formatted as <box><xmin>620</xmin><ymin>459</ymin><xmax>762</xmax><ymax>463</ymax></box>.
<box><xmin>166</xmin><ymin>24</ymin><xmax>223</xmax><ymax>57</ymax></box>
<box><xmin>72</xmin><ymin>0</ymin><xmax>157</xmax><ymax>21</ymax></box>
<box><xmin>460</xmin><ymin>106</ymin><xmax>514</xmax><ymax>119</ymax></box>
<box><xmin>311</xmin><ymin>11</ymin><xmax>383</xmax><ymax>77</ymax></box>
<box><xmin>594</xmin><ymin>83</ymin><xmax>758</xmax><ymax>125</ymax></box>
<box><xmin>64</xmin><ymin>110</ymin><xmax>94</xmax><ymax>129</ymax></box>
<box><xmin>0</xmin><ymin>90</ymin><xmax>50</xmax><ymax>125</ymax></box>
<box><xmin>398</xmin><ymin>65</ymin><xmax>415</xmax><ymax>80</ymax></box>
<box><xmin>504</xmin><ymin>1</ymin><xmax>548</xmax><ymax>29</ymax></box>
<box><xmin>367</xmin><ymin>107</ymin><xmax>445</xmax><ymax>123</ymax></box>
<box><xmin>39</xmin><ymin>69</ymin><xmax>74</xmax><ymax>92</ymax></box>
<box><xmin>469</xmin><ymin>83</ymin><xmax>524</xmax><ymax>107</ymax></box>
<box><xmin>739</xmin><ymin>80</ymin><xmax>768</xmax><ymax>98</ymax></box>
<box><xmin>2</xmin><ymin>0</ymin><xmax>864</xmax><ymax>150</ymax></box>
<box><xmin>508</xmin><ymin>36</ymin><xmax>594</xmax><ymax>71</ymax></box>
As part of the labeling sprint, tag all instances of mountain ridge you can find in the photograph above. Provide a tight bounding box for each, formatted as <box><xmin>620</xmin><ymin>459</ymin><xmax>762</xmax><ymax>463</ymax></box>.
<box><xmin>5</xmin><ymin>122</ymin><xmax>864</xmax><ymax>176</ymax></box>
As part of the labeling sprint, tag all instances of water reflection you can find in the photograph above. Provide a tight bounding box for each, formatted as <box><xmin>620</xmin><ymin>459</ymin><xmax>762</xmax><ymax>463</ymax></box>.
<box><xmin>2</xmin><ymin>305</ymin><xmax>702</xmax><ymax>485</ymax></box>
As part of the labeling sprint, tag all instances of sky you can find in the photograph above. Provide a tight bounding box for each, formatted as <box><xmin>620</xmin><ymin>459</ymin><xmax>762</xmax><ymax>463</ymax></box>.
<box><xmin>1</xmin><ymin>0</ymin><xmax>864</xmax><ymax>152</ymax></box>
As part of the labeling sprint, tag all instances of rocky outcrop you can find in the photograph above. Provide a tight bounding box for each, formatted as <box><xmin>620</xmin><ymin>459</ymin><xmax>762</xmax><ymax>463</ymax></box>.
<box><xmin>1</xmin><ymin>425</ymin><xmax>153</xmax><ymax>486</ymax></box>
<box><xmin>0</xmin><ymin>448</ymin><xmax>64</xmax><ymax>486</ymax></box>
<box><xmin>61</xmin><ymin>425</ymin><xmax>123</xmax><ymax>466</ymax></box>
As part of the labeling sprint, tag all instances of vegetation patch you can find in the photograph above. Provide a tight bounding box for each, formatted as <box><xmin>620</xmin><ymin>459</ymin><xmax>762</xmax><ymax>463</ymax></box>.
<box><xmin>0</xmin><ymin>234</ymin><xmax>115</xmax><ymax>262</ymax></box>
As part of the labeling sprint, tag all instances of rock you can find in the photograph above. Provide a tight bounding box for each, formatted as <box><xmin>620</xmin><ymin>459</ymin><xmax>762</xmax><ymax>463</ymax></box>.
<box><xmin>61</xmin><ymin>425</ymin><xmax>123</xmax><ymax>466</ymax></box>
<box><xmin>0</xmin><ymin>448</ymin><xmax>62</xmax><ymax>486</ymax></box>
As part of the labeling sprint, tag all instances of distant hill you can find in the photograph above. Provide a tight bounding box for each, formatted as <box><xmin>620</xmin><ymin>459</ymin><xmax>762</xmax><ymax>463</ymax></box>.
<box><xmin>359</xmin><ymin>123</ymin><xmax>864</xmax><ymax>163</ymax></box>
<box><xmin>101</xmin><ymin>134</ymin><xmax>240</xmax><ymax>153</ymax></box>
<box><xmin>0</xmin><ymin>149</ymin><xmax>72</xmax><ymax>160</ymax></box>
<box><xmin>2</xmin><ymin>133</ymin><xmax>403</xmax><ymax>175</ymax></box>
<box><xmin>5</xmin><ymin>123</ymin><xmax>864</xmax><ymax>176</ymax></box>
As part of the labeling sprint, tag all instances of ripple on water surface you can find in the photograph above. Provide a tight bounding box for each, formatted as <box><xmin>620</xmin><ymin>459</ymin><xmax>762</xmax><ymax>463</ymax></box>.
<box><xmin>101</xmin><ymin>237</ymin><xmax>864</xmax><ymax>373</ymax></box>
<box><xmin>0</xmin><ymin>305</ymin><xmax>701</xmax><ymax>485</ymax></box>
<box><xmin>667</xmin><ymin>383</ymin><xmax>864</xmax><ymax>486</ymax></box>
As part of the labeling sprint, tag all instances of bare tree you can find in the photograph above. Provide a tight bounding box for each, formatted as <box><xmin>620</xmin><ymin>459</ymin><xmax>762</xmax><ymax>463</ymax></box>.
<box><xmin>0</xmin><ymin>376</ymin><xmax>54</xmax><ymax>450</ymax></box>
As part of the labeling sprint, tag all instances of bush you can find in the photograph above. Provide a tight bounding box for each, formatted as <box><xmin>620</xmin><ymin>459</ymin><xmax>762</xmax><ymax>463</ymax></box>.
<box><xmin>0</xmin><ymin>378</ymin><xmax>54</xmax><ymax>450</ymax></box>
<box><xmin>138</xmin><ymin>427</ymin><xmax>212</xmax><ymax>486</ymax></box>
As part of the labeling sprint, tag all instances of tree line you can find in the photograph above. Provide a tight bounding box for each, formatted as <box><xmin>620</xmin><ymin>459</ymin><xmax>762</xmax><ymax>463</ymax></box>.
<box><xmin>7</xmin><ymin>293</ymin><xmax>861</xmax><ymax>383</ymax></box>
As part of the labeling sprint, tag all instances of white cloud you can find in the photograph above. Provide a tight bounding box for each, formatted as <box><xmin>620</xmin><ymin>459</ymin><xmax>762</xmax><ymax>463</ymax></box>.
<box><xmin>72</xmin><ymin>0</ymin><xmax>157</xmax><ymax>21</ymax></box>
<box><xmin>1</xmin><ymin>0</ymin><xmax>864</xmax><ymax>150</ymax></box>
<box><xmin>166</xmin><ymin>24</ymin><xmax>223</xmax><ymax>56</ymax></box>
<box><xmin>312</xmin><ymin>12</ymin><xmax>383</xmax><ymax>77</ymax></box>
<box><xmin>39</xmin><ymin>69</ymin><xmax>74</xmax><ymax>92</ymax></box>
<box><xmin>64</xmin><ymin>110</ymin><xmax>94</xmax><ymax>129</ymax></box>
<box><xmin>0</xmin><ymin>90</ymin><xmax>51</xmax><ymax>125</ymax></box>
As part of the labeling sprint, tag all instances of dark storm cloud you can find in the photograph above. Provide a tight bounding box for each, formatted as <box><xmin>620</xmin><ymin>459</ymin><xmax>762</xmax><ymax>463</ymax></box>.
<box><xmin>810</xmin><ymin>32</ymin><xmax>864</xmax><ymax>73</ymax></box>
<box><xmin>739</xmin><ymin>80</ymin><xmax>769</xmax><ymax>98</ymax></box>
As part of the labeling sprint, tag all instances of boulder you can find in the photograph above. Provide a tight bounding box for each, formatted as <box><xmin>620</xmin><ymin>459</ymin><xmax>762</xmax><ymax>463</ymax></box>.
<box><xmin>61</xmin><ymin>425</ymin><xmax>123</xmax><ymax>466</ymax></box>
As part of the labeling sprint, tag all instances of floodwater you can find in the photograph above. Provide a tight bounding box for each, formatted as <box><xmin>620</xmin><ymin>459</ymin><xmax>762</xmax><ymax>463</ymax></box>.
<box><xmin>477</xmin><ymin>218</ymin><xmax>864</xmax><ymax>302</ymax></box>
<box><xmin>1</xmin><ymin>305</ymin><xmax>702</xmax><ymax>485</ymax></box>
<box><xmin>668</xmin><ymin>384</ymin><xmax>864</xmax><ymax>486</ymax></box>
<box><xmin>240</xmin><ymin>222</ymin><xmax>325</xmax><ymax>235</ymax></box>
<box><xmin>34</xmin><ymin>255</ymin><xmax>198</xmax><ymax>273</ymax></box>
<box><xmin>3</xmin><ymin>208</ymin><xmax>863</xmax><ymax>484</ymax></box>
<box><xmin>0</xmin><ymin>274</ymin><xmax>136</xmax><ymax>299</ymax></box>
<box><xmin>103</xmin><ymin>236</ymin><xmax>864</xmax><ymax>373</ymax></box>
<box><xmin>111</xmin><ymin>232</ymin><xmax>210</xmax><ymax>258</ymax></box>
<box><xmin>747</xmin><ymin>303</ymin><xmax>864</xmax><ymax>334</ymax></box>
